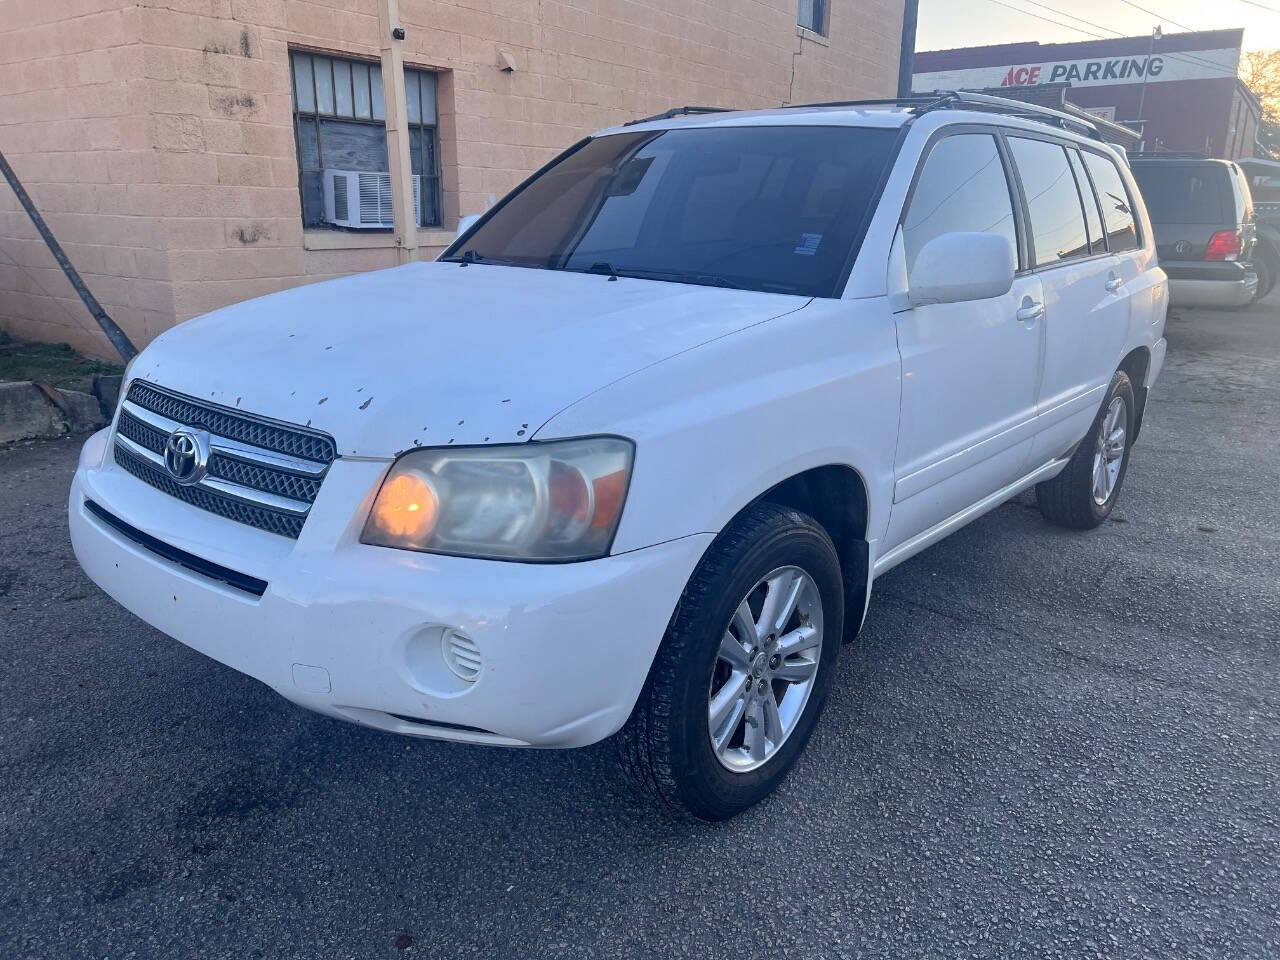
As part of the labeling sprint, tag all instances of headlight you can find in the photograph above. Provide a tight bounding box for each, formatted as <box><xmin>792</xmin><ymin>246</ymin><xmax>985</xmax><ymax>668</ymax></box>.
<box><xmin>361</xmin><ymin>437</ymin><xmax>634</xmax><ymax>561</ymax></box>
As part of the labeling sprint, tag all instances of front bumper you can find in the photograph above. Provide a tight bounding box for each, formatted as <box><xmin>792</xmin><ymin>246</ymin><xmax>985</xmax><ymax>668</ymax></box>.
<box><xmin>69</xmin><ymin>429</ymin><xmax>711</xmax><ymax>748</ymax></box>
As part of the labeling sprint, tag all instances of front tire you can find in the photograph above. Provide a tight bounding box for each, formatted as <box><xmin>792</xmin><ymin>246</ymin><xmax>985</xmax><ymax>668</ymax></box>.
<box><xmin>1036</xmin><ymin>369</ymin><xmax>1135</xmax><ymax>529</ymax></box>
<box><xmin>616</xmin><ymin>503</ymin><xmax>844</xmax><ymax>821</ymax></box>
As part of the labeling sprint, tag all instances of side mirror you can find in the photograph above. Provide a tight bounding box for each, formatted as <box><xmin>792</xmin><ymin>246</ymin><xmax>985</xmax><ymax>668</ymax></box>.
<box><xmin>456</xmin><ymin>214</ymin><xmax>481</xmax><ymax>240</ymax></box>
<box><xmin>908</xmin><ymin>233</ymin><xmax>1015</xmax><ymax>306</ymax></box>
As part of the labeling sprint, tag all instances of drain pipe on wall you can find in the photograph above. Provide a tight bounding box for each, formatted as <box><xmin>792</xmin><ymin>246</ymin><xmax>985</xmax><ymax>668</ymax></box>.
<box><xmin>378</xmin><ymin>0</ymin><xmax>419</xmax><ymax>266</ymax></box>
<box><xmin>897</xmin><ymin>0</ymin><xmax>920</xmax><ymax>98</ymax></box>
<box><xmin>0</xmin><ymin>149</ymin><xmax>138</xmax><ymax>362</ymax></box>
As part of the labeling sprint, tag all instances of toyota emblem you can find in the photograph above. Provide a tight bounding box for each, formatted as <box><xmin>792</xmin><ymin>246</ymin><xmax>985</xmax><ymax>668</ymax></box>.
<box><xmin>163</xmin><ymin>427</ymin><xmax>210</xmax><ymax>485</ymax></box>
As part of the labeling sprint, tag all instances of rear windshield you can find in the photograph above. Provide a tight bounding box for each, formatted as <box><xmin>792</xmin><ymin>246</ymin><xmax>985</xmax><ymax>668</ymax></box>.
<box><xmin>444</xmin><ymin>125</ymin><xmax>898</xmax><ymax>297</ymax></box>
<box><xmin>1131</xmin><ymin>164</ymin><xmax>1227</xmax><ymax>224</ymax></box>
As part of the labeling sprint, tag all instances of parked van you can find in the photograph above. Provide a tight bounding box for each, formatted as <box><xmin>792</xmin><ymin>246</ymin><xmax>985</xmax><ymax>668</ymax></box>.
<box><xmin>1130</xmin><ymin>155</ymin><xmax>1262</xmax><ymax>306</ymax></box>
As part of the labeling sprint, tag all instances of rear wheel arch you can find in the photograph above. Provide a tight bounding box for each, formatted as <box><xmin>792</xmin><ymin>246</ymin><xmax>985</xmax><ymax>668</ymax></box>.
<box><xmin>1118</xmin><ymin>345</ymin><xmax>1151</xmax><ymax>440</ymax></box>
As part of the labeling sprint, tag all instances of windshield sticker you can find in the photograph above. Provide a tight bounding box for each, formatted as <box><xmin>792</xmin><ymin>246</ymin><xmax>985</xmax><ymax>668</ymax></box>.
<box><xmin>794</xmin><ymin>233</ymin><xmax>822</xmax><ymax>256</ymax></box>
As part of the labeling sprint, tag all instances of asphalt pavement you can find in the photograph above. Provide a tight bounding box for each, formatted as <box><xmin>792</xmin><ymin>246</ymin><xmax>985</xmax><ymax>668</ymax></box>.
<box><xmin>1</xmin><ymin>299</ymin><xmax>1277</xmax><ymax>959</ymax></box>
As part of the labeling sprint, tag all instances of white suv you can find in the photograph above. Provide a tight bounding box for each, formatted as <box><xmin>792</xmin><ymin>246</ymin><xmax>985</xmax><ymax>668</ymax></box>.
<box><xmin>69</xmin><ymin>94</ymin><xmax>1167</xmax><ymax>820</ymax></box>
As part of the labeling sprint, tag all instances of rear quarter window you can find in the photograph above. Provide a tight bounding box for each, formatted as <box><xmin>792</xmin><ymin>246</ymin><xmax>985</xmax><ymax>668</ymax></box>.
<box><xmin>1083</xmin><ymin>152</ymin><xmax>1141</xmax><ymax>253</ymax></box>
<box><xmin>1228</xmin><ymin>164</ymin><xmax>1253</xmax><ymax>222</ymax></box>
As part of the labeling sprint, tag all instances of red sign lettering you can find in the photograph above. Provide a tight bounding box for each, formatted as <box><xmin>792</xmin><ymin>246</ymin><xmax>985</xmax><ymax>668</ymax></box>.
<box><xmin>1000</xmin><ymin>65</ymin><xmax>1042</xmax><ymax>86</ymax></box>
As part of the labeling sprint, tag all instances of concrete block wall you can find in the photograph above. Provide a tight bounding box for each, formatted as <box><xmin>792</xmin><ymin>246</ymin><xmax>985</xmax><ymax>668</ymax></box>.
<box><xmin>0</xmin><ymin>0</ymin><xmax>159</xmax><ymax>359</ymax></box>
<box><xmin>0</xmin><ymin>0</ymin><xmax>904</xmax><ymax>358</ymax></box>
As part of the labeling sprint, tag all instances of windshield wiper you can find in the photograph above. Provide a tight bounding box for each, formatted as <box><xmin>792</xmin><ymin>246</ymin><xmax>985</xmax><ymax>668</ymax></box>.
<box><xmin>586</xmin><ymin>261</ymin><xmax>619</xmax><ymax>281</ymax></box>
<box><xmin>620</xmin><ymin>269</ymin><xmax>749</xmax><ymax>291</ymax></box>
<box><xmin>685</xmin><ymin>273</ymin><xmax>747</xmax><ymax>290</ymax></box>
<box><xmin>442</xmin><ymin>250</ymin><xmax>537</xmax><ymax>269</ymax></box>
<box><xmin>567</xmin><ymin>265</ymin><xmax>741</xmax><ymax>288</ymax></box>
<box><xmin>443</xmin><ymin>249</ymin><xmax>487</xmax><ymax>265</ymax></box>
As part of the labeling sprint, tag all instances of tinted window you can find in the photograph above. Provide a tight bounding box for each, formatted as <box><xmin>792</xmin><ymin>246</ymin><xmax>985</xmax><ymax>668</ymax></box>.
<box><xmin>1084</xmin><ymin>151</ymin><xmax>1140</xmax><ymax>252</ymax></box>
<box><xmin>1009</xmin><ymin>137</ymin><xmax>1090</xmax><ymax>266</ymax></box>
<box><xmin>450</xmin><ymin>126</ymin><xmax>897</xmax><ymax>298</ymax></box>
<box><xmin>1130</xmin><ymin>164</ymin><xmax>1226</xmax><ymax>224</ymax></box>
<box><xmin>1068</xmin><ymin>149</ymin><xmax>1106</xmax><ymax>254</ymax></box>
<box><xmin>903</xmin><ymin>133</ymin><xmax>1018</xmax><ymax>272</ymax></box>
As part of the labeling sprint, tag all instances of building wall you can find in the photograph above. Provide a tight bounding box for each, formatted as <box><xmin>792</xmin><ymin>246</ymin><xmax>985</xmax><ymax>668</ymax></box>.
<box><xmin>0</xmin><ymin>0</ymin><xmax>906</xmax><ymax>358</ymax></box>
<box><xmin>0</xmin><ymin>1</ymin><xmax>165</xmax><ymax>352</ymax></box>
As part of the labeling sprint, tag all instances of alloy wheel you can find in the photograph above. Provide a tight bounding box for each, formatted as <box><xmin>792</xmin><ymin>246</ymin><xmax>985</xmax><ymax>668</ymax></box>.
<box><xmin>707</xmin><ymin>566</ymin><xmax>824</xmax><ymax>773</ymax></box>
<box><xmin>1092</xmin><ymin>395</ymin><xmax>1127</xmax><ymax>506</ymax></box>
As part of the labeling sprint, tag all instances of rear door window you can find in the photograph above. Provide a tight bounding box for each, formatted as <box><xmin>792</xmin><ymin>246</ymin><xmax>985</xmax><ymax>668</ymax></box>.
<box><xmin>1084</xmin><ymin>151</ymin><xmax>1140</xmax><ymax>253</ymax></box>
<box><xmin>1067</xmin><ymin>149</ymin><xmax>1107</xmax><ymax>255</ymax></box>
<box><xmin>1008</xmin><ymin>137</ymin><xmax>1091</xmax><ymax>267</ymax></box>
<box><xmin>902</xmin><ymin>132</ymin><xmax>1019</xmax><ymax>272</ymax></box>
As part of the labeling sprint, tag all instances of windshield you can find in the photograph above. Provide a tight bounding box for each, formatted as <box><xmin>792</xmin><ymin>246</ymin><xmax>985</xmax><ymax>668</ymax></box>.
<box><xmin>443</xmin><ymin>125</ymin><xmax>898</xmax><ymax>297</ymax></box>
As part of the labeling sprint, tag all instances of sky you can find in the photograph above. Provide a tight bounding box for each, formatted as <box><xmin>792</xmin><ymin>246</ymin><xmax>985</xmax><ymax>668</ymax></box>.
<box><xmin>916</xmin><ymin>0</ymin><xmax>1280</xmax><ymax>52</ymax></box>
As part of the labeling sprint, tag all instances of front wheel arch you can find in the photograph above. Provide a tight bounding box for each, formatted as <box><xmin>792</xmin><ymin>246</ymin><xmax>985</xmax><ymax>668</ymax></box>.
<box><xmin>744</xmin><ymin>464</ymin><xmax>871</xmax><ymax>642</ymax></box>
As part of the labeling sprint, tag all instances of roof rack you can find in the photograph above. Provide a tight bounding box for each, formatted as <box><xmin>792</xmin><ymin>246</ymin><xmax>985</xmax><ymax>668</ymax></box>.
<box><xmin>786</xmin><ymin>96</ymin><xmax>942</xmax><ymax>109</ymax></box>
<box><xmin>782</xmin><ymin>90</ymin><xmax>1106</xmax><ymax>141</ymax></box>
<box><xmin>1127</xmin><ymin>151</ymin><xmax>1208</xmax><ymax>160</ymax></box>
<box><xmin>623</xmin><ymin>106</ymin><xmax>732</xmax><ymax>126</ymax></box>
<box><xmin>618</xmin><ymin>92</ymin><xmax>1107</xmax><ymax>141</ymax></box>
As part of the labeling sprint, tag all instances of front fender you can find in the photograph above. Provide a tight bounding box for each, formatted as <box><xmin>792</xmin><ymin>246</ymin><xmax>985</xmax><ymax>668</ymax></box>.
<box><xmin>534</xmin><ymin>298</ymin><xmax>902</xmax><ymax>555</ymax></box>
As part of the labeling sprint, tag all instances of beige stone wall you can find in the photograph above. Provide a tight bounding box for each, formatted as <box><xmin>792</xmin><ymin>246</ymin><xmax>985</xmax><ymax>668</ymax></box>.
<box><xmin>0</xmin><ymin>0</ymin><xmax>157</xmax><ymax>358</ymax></box>
<box><xmin>1</xmin><ymin>0</ymin><xmax>904</xmax><ymax>358</ymax></box>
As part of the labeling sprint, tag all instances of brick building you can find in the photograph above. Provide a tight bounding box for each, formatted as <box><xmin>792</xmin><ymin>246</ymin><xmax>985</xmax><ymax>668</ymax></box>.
<box><xmin>0</xmin><ymin>0</ymin><xmax>908</xmax><ymax>358</ymax></box>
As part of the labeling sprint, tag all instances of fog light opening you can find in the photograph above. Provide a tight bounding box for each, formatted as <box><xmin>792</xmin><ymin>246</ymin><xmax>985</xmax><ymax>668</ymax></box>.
<box><xmin>441</xmin><ymin>629</ymin><xmax>482</xmax><ymax>682</ymax></box>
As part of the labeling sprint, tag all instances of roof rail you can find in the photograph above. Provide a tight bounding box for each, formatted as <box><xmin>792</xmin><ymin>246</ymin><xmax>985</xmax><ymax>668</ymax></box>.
<box><xmin>923</xmin><ymin>91</ymin><xmax>1103</xmax><ymax>141</ymax></box>
<box><xmin>623</xmin><ymin>105</ymin><xmax>732</xmax><ymax>126</ymax></box>
<box><xmin>784</xmin><ymin>96</ymin><xmax>945</xmax><ymax>109</ymax></box>
<box><xmin>782</xmin><ymin>90</ymin><xmax>1106</xmax><ymax>141</ymax></box>
<box><xmin>620</xmin><ymin>93</ymin><xmax>1108</xmax><ymax>141</ymax></box>
<box><xmin>1127</xmin><ymin>151</ymin><xmax>1209</xmax><ymax>160</ymax></box>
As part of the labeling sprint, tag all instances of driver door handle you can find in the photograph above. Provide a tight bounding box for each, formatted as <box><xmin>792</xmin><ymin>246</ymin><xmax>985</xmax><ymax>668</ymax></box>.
<box><xmin>1105</xmin><ymin>273</ymin><xmax>1125</xmax><ymax>293</ymax></box>
<box><xmin>1016</xmin><ymin>299</ymin><xmax>1044</xmax><ymax>323</ymax></box>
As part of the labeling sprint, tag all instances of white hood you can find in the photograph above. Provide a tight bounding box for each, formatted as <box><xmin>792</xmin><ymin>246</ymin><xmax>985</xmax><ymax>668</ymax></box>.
<box><xmin>130</xmin><ymin>262</ymin><xmax>809</xmax><ymax>457</ymax></box>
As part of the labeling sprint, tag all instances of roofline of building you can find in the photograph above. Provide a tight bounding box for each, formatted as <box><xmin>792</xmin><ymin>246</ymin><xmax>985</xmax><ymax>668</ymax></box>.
<box><xmin>915</xmin><ymin>27</ymin><xmax>1245</xmax><ymax>69</ymax></box>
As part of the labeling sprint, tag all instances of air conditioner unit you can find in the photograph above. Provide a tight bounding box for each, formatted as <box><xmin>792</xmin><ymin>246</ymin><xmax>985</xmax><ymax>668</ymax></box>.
<box><xmin>322</xmin><ymin>169</ymin><xmax>421</xmax><ymax>229</ymax></box>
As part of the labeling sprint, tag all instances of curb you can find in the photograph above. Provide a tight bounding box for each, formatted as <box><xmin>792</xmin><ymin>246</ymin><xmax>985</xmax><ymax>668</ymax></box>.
<box><xmin>0</xmin><ymin>375</ymin><xmax>119</xmax><ymax>444</ymax></box>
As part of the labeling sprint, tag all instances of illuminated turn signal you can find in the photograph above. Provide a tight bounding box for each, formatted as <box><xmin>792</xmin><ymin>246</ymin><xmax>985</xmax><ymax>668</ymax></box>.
<box><xmin>591</xmin><ymin>469</ymin><xmax>628</xmax><ymax>530</ymax></box>
<box><xmin>368</xmin><ymin>471</ymin><xmax>439</xmax><ymax>545</ymax></box>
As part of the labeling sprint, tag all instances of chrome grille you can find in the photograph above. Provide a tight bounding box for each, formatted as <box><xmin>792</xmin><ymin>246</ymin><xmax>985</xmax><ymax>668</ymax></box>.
<box><xmin>114</xmin><ymin>445</ymin><xmax>307</xmax><ymax>539</ymax></box>
<box><xmin>125</xmin><ymin>380</ymin><xmax>336</xmax><ymax>463</ymax></box>
<box><xmin>207</xmin><ymin>456</ymin><xmax>322</xmax><ymax>503</ymax></box>
<box><xmin>112</xmin><ymin>381</ymin><xmax>336</xmax><ymax>540</ymax></box>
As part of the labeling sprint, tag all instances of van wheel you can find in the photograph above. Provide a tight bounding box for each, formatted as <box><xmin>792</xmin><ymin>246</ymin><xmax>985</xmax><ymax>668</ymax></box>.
<box><xmin>616</xmin><ymin>503</ymin><xmax>843</xmax><ymax>821</ymax></box>
<box><xmin>1252</xmin><ymin>252</ymin><xmax>1274</xmax><ymax>303</ymax></box>
<box><xmin>1036</xmin><ymin>370</ymin><xmax>1135</xmax><ymax>530</ymax></box>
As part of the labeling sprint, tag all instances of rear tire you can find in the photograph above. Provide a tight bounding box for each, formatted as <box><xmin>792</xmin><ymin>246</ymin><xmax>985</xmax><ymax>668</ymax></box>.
<box><xmin>1252</xmin><ymin>250</ymin><xmax>1275</xmax><ymax>303</ymax></box>
<box><xmin>1036</xmin><ymin>370</ymin><xmax>1135</xmax><ymax>530</ymax></box>
<box><xmin>616</xmin><ymin>502</ymin><xmax>843</xmax><ymax>821</ymax></box>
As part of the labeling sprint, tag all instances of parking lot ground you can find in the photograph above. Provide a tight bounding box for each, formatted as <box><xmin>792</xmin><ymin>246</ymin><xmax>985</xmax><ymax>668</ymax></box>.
<box><xmin>2</xmin><ymin>299</ymin><xmax>1278</xmax><ymax>960</ymax></box>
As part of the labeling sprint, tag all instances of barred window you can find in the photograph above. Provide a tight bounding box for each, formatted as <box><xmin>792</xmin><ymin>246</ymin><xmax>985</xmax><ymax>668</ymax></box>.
<box><xmin>798</xmin><ymin>0</ymin><xmax>828</xmax><ymax>35</ymax></box>
<box><xmin>290</xmin><ymin>51</ymin><xmax>441</xmax><ymax>230</ymax></box>
<box><xmin>405</xmin><ymin>68</ymin><xmax>442</xmax><ymax>229</ymax></box>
